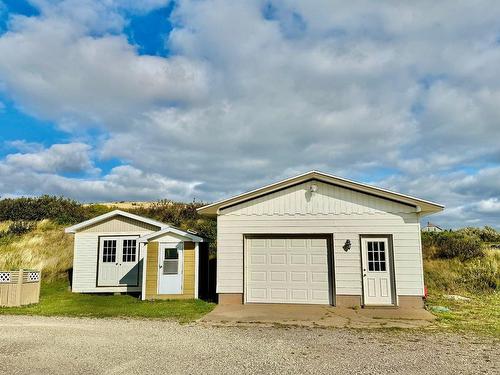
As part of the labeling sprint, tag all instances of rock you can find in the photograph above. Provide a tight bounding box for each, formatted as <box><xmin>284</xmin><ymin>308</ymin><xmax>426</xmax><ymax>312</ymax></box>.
<box><xmin>443</xmin><ymin>294</ymin><xmax>471</xmax><ymax>302</ymax></box>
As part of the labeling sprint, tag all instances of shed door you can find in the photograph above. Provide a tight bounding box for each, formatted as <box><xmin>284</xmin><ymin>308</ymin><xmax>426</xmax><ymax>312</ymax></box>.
<box><xmin>158</xmin><ymin>242</ymin><xmax>183</xmax><ymax>294</ymax></box>
<box><xmin>245</xmin><ymin>237</ymin><xmax>330</xmax><ymax>304</ymax></box>
<box><xmin>97</xmin><ymin>236</ymin><xmax>139</xmax><ymax>286</ymax></box>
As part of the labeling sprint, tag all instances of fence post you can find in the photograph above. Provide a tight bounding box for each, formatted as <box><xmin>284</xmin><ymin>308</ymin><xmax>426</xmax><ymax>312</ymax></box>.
<box><xmin>15</xmin><ymin>269</ymin><xmax>24</xmax><ymax>306</ymax></box>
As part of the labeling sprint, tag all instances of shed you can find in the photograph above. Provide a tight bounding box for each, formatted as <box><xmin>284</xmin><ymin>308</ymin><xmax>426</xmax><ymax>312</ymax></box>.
<box><xmin>65</xmin><ymin>210</ymin><xmax>206</xmax><ymax>300</ymax></box>
<box><xmin>198</xmin><ymin>171</ymin><xmax>444</xmax><ymax>308</ymax></box>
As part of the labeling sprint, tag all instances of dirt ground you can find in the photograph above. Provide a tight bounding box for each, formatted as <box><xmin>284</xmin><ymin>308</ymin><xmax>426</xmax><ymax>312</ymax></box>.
<box><xmin>0</xmin><ymin>315</ymin><xmax>498</xmax><ymax>375</ymax></box>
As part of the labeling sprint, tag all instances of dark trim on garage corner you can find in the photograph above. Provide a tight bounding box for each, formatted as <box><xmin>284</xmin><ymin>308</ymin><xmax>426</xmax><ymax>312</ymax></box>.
<box><xmin>358</xmin><ymin>234</ymin><xmax>397</xmax><ymax>307</ymax></box>
<box><xmin>243</xmin><ymin>234</ymin><xmax>336</xmax><ymax>306</ymax></box>
<box><xmin>219</xmin><ymin>178</ymin><xmax>417</xmax><ymax>213</ymax></box>
<box><xmin>95</xmin><ymin>234</ymin><xmax>141</xmax><ymax>288</ymax></box>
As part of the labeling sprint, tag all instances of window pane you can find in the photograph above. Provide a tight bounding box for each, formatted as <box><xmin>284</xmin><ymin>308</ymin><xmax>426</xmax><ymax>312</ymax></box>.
<box><xmin>164</xmin><ymin>260</ymin><xmax>178</xmax><ymax>274</ymax></box>
<box><xmin>380</xmin><ymin>262</ymin><xmax>386</xmax><ymax>271</ymax></box>
<box><xmin>103</xmin><ymin>240</ymin><xmax>116</xmax><ymax>263</ymax></box>
<box><xmin>368</xmin><ymin>242</ymin><xmax>372</xmax><ymax>252</ymax></box>
<box><xmin>122</xmin><ymin>239</ymin><xmax>136</xmax><ymax>262</ymax></box>
<box><xmin>374</xmin><ymin>262</ymin><xmax>380</xmax><ymax>271</ymax></box>
<box><xmin>368</xmin><ymin>261</ymin><xmax>374</xmax><ymax>272</ymax></box>
<box><xmin>165</xmin><ymin>249</ymin><xmax>178</xmax><ymax>259</ymax></box>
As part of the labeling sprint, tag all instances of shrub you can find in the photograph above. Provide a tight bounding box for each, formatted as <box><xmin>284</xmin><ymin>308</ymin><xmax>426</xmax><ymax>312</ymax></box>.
<box><xmin>130</xmin><ymin>199</ymin><xmax>217</xmax><ymax>254</ymax></box>
<box><xmin>457</xmin><ymin>226</ymin><xmax>500</xmax><ymax>243</ymax></box>
<box><xmin>422</xmin><ymin>231</ymin><xmax>484</xmax><ymax>261</ymax></box>
<box><xmin>7</xmin><ymin>221</ymin><xmax>36</xmax><ymax>236</ymax></box>
<box><xmin>0</xmin><ymin>196</ymin><xmax>86</xmax><ymax>224</ymax></box>
<box><xmin>458</xmin><ymin>255</ymin><xmax>500</xmax><ymax>292</ymax></box>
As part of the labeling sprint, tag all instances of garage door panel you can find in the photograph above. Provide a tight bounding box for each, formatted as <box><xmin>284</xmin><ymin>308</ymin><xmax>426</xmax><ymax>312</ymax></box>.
<box><xmin>246</xmin><ymin>237</ymin><xmax>330</xmax><ymax>304</ymax></box>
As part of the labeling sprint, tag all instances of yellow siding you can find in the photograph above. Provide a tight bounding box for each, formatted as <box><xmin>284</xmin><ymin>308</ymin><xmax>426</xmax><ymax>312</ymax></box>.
<box><xmin>183</xmin><ymin>241</ymin><xmax>195</xmax><ymax>298</ymax></box>
<box><xmin>145</xmin><ymin>241</ymin><xmax>196</xmax><ymax>299</ymax></box>
<box><xmin>145</xmin><ymin>242</ymin><xmax>158</xmax><ymax>298</ymax></box>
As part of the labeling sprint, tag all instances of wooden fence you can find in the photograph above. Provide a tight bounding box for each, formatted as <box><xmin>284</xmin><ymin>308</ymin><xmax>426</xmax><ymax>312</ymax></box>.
<box><xmin>0</xmin><ymin>270</ymin><xmax>41</xmax><ymax>307</ymax></box>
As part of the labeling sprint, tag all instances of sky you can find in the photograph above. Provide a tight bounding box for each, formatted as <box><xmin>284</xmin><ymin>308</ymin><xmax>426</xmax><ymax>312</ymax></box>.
<box><xmin>0</xmin><ymin>1</ymin><xmax>499</xmax><ymax>229</ymax></box>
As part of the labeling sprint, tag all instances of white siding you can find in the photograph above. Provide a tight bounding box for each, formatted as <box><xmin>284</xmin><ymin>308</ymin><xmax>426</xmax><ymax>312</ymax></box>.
<box><xmin>72</xmin><ymin>218</ymin><xmax>157</xmax><ymax>293</ymax></box>
<box><xmin>217</xmin><ymin>180</ymin><xmax>424</xmax><ymax>298</ymax></box>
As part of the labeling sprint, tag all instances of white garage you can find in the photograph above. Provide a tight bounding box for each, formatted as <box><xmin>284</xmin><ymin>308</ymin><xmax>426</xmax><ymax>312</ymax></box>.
<box><xmin>198</xmin><ymin>170</ymin><xmax>444</xmax><ymax>309</ymax></box>
<box><xmin>245</xmin><ymin>236</ymin><xmax>332</xmax><ymax>304</ymax></box>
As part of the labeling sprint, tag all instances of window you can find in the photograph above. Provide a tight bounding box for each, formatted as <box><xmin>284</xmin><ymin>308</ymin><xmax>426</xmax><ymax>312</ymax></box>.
<box><xmin>163</xmin><ymin>248</ymin><xmax>179</xmax><ymax>275</ymax></box>
<box><xmin>102</xmin><ymin>240</ymin><xmax>117</xmax><ymax>263</ymax></box>
<box><xmin>122</xmin><ymin>239</ymin><xmax>137</xmax><ymax>262</ymax></box>
<box><xmin>367</xmin><ymin>241</ymin><xmax>386</xmax><ymax>272</ymax></box>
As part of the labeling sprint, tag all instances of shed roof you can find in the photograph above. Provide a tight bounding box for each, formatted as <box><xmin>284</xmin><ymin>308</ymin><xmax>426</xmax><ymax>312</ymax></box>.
<box><xmin>65</xmin><ymin>209</ymin><xmax>167</xmax><ymax>233</ymax></box>
<box><xmin>197</xmin><ymin>170</ymin><xmax>444</xmax><ymax>216</ymax></box>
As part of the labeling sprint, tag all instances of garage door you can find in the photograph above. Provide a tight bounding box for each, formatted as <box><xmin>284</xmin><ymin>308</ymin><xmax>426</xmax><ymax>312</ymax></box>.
<box><xmin>245</xmin><ymin>237</ymin><xmax>330</xmax><ymax>304</ymax></box>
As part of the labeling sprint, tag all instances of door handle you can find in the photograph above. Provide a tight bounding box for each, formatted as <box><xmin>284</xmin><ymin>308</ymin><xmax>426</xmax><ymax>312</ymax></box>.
<box><xmin>115</xmin><ymin>263</ymin><xmax>118</xmax><ymax>265</ymax></box>
<box><xmin>159</xmin><ymin>265</ymin><xmax>162</xmax><ymax>269</ymax></box>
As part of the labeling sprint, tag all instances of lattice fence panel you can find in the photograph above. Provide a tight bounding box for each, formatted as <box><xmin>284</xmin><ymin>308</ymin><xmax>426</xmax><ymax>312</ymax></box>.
<box><xmin>0</xmin><ymin>272</ymin><xmax>11</xmax><ymax>283</ymax></box>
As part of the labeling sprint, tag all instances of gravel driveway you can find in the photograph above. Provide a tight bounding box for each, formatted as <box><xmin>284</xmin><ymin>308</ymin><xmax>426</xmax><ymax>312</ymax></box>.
<box><xmin>0</xmin><ymin>315</ymin><xmax>498</xmax><ymax>375</ymax></box>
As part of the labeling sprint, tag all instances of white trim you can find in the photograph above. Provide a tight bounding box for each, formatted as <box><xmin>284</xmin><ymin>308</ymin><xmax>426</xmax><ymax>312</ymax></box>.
<box><xmin>137</xmin><ymin>227</ymin><xmax>204</xmax><ymax>243</ymax></box>
<box><xmin>197</xmin><ymin>170</ymin><xmax>444</xmax><ymax>216</ymax></box>
<box><xmin>65</xmin><ymin>210</ymin><xmax>168</xmax><ymax>233</ymax></box>
<box><xmin>194</xmin><ymin>242</ymin><xmax>199</xmax><ymax>299</ymax></box>
<box><xmin>141</xmin><ymin>242</ymin><xmax>147</xmax><ymax>300</ymax></box>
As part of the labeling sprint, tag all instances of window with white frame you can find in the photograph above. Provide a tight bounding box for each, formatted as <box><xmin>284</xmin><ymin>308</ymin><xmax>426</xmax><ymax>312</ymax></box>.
<box><xmin>367</xmin><ymin>241</ymin><xmax>387</xmax><ymax>272</ymax></box>
<box><xmin>122</xmin><ymin>239</ymin><xmax>137</xmax><ymax>262</ymax></box>
<box><xmin>102</xmin><ymin>240</ymin><xmax>117</xmax><ymax>263</ymax></box>
<box><xmin>163</xmin><ymin>248</ymin><xmax>179</xmax><ymax>275</ymax></box>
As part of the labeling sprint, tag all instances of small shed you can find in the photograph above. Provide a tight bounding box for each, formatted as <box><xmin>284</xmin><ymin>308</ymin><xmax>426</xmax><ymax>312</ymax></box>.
<box><xmin>65</xmin><ymin>210</ymin><xmax>206</xmax><ymax>300</ymax></box>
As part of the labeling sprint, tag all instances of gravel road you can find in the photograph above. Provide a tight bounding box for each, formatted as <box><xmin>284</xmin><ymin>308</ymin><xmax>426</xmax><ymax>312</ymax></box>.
<box><xmin>0</xmin><ymin>315</ymin><xmax>498</xmax><ymax>375</ymax></box>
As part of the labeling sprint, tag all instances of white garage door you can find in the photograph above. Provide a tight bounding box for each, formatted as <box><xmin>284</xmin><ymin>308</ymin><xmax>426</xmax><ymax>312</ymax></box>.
<box><xmin>245</xmin><ymin>237</ymin><xmax>330</xmax><ymax>304</ymax></box>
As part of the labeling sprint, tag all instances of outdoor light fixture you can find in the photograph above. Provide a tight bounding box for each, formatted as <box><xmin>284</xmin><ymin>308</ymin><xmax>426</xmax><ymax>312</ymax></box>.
<box><xmin>343</xmin><ymin>239</ymin><xmax>351</xmax><ymax>252</ymax></box>
<box><xmin>310</xmin><ymin>184</ymin><xmax>318</xmax><ymax>193</ymax></box>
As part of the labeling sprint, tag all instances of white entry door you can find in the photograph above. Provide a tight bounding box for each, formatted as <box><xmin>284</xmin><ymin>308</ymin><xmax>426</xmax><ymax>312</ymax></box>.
<box><xmin>98</xmin><ymin>237</ymin><xmax>139</xmax><ymax>286</ymax></box>
<box><xmin>361</xmin><ymin>237</ymin><xmax>394</xmax><ymax>305</ymax></box>
<box><xmin>158</xmin><ymin>243</ymin><xmax>183</xmax><ymax>294</ymax></box>
<box><xmin>245</xmin><ymin>237</ymin><xmax>330</xmax><ymax>304</ymax></box>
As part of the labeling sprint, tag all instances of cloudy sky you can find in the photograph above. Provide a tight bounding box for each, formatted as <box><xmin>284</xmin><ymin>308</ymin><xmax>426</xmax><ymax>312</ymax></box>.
<box><xmin>0</xmin><ymin>1</ymin><xmax>499</xmax><ymax>228</ymax></box>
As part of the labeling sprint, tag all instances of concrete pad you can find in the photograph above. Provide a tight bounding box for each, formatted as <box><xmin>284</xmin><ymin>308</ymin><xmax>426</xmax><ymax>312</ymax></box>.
<box><xmin>200</xmin><ymin>304</ymin><xmax>436</xmax><ymax>329</ymax></box>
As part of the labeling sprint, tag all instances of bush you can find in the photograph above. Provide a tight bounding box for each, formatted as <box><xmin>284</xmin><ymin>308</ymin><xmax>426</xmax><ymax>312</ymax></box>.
<box><xmin>7</xmin><ymin>221</ymin><xmax>36</xmax><ymax>236</ymax></box>
<box><xmin>0</xmin><ymin>196</ymin><xmax>86</xmax><ymax>224</ymax></box>
<box><xmin>422</xmin><ymin>231</ymin><xmax>484</xmax><ymax>261</ymax></box>
<box><xmin>457</xmin><ymin>226</ymin><xmax>500</xmax><ymax>243</ymax></box>
<box><xmin>130</xmin><ymin>200</ymin><xmax>217</xmax><ymax>254</ymax></box>
<box><xmin>458</xmin><ymin>255</ymin><xmax>500</xmax><ymax>292</ymax></box>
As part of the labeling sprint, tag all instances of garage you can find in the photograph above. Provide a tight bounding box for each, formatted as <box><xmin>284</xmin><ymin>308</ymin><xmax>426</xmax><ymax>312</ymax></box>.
<box><xmin>245</xmin><ymin>236</ymin><xmax>332</xmax><ymax>304</ymax></box>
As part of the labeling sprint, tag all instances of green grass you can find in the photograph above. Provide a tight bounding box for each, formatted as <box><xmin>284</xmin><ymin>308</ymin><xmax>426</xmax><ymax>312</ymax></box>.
<box><xmin>425</xmin><ymin>291</ymin><xmax>500</xmax><ymax>336</ymax></box>
<box><xmin>0</xmin><ymin>281</ymin><xmax>215</xmax><ymax>323</ymax></box>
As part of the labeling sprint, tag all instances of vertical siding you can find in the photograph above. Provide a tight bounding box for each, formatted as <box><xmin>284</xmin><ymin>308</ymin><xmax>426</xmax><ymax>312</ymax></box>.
<box><xmin>145</xmin><ymin>242</ymin><xmax>159</xmax><ymax>298</ymax></box>
<box><xmin>183</xmin><ymin>242</ymin><xmax>195</xmax><ymax>297</ymax></box>
<box><xmin>217</xmin><ymin>181</ymin><xmax>425</xmax><ymax>298</ymax></box>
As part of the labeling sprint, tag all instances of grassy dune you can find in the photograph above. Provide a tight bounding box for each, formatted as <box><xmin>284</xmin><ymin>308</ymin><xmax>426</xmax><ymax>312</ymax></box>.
<box><xmin>0</xmin><ymin>220</ymin><xmax>73</xmax><ymax>281</ymax></box>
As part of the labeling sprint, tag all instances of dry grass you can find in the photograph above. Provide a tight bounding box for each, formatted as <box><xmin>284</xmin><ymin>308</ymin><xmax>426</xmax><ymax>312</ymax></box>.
<box><xmin>0</xmin><ymin>220</ymin><xmax>73</xmax><ymax>281</ymax></box>
<box><xmin>83</xmin><ymin>201</ymin><xmax>155</xmax><ymax>209</ymax></box>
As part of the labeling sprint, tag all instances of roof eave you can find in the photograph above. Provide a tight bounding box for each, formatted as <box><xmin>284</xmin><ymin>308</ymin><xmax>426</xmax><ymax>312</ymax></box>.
<box><xmin>197</xmin><ymin>171</ymin><xmax>444</xmax><ymax>216</ymax></box>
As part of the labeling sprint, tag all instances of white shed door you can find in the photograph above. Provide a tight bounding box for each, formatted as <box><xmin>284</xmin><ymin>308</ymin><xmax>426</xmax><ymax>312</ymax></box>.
<box><xmin>245</xmin><ymin>237</ymin><xmax>330</xmax><ymax>304</ymax></box>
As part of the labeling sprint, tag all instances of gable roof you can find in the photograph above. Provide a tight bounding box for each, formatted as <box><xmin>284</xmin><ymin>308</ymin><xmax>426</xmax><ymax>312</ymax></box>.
<box><xmin>65</xmin><ymin>210</ymin><xmax>168</xmax><ymax>233</ymax></box>
<box><xmin>137</xmin><ymin>227</ymin><xmax>204</xmax><ymax>243</ymax></box>
<box><xmin>197</xmin><ymin>170</ymin><xmax>444</xmax><ymax>216</ymax></box>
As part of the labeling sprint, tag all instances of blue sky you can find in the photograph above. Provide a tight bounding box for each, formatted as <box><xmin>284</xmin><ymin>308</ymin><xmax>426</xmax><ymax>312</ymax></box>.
<box><xmin>0</xmin><ymin>0</ymin><xmax>500</xmax><ymax>229</ymax></box>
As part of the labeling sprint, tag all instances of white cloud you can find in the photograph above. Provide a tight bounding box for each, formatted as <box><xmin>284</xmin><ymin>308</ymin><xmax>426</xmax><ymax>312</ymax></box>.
<box><xmin>0</xmin><ymin>1</ymin><xmax>499</xmax><ymax>228</ymax></box>
<box><xmin>5</xmin><ymin>143</ymin><xmax>96</xmax><ymax>174</ymax></box>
